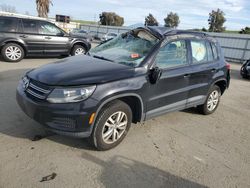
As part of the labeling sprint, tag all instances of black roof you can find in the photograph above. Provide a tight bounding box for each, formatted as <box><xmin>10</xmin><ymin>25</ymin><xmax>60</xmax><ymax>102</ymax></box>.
<box><xmin>144</xmin><ymin>26</ymin><xmax>208</xmax><ymax>39</ymax></box>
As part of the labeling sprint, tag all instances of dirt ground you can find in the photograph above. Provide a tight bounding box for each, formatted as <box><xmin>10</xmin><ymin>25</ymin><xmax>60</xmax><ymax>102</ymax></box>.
<box><xmin>0</xmin><ymin>57</ymin><xmax>249</xmax><ymax>188</ymax></box>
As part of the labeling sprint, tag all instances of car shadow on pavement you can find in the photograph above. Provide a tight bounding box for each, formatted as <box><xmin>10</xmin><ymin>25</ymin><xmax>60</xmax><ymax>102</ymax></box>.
<box><xmin>81</xmin><ymin>152</ymin><xmax>208</xmax><ymax>188</ymax></box>
<box><xmin>230</xmin><ymin>68</ymin><xmax>242</xmax><ymax>81</ymax></box>
<box><xmin>182</xmin><ymin>107</ymin><xmax>202</xmax><ymax>115</ymax></box>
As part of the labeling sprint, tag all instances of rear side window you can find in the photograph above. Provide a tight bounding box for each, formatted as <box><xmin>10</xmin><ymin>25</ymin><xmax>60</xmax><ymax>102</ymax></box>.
<box><xmin>206</xmin><ymin>42</ymin><xmax>213</xmax><ymax>62</ymax></box>
<box><xmin>0</xmin><ymin>17</ymin><xmax>16</xmax><ymax>32</ymax></box>
<box><xmin>191</xmin><ymin>40</ymin><xmax>208</xmax><ymax>64</ymax></box>
<box><xmin>22</xmin><ymin>19</ymin><xmax>38</xmax><ymax>34</ymax></box>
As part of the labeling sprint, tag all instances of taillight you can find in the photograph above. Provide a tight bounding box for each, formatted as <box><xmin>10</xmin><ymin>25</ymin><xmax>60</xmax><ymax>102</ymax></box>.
<box><xmin>226</xmin><ymin>63</ymin><xmax>231</xmax><ymax>70</ymax></box>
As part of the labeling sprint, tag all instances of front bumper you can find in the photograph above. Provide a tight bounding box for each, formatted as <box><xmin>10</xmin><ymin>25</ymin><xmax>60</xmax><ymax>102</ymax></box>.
<box><xmin>240</xmin><ymin>67</ymin><xmax>249</xmax><ymax>77</ymax></box>
<box><xmin>16</xmin><ymin>83</ymin><xmax>98</xmax><ymax>138</ymax></box>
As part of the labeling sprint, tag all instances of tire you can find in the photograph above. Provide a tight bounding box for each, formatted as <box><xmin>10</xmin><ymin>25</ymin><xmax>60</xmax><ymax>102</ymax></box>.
<box><xmin>71</xmin><ymin>45</ymin><xmax>86</xmax><ymax>56</ymax></box>
<box><xmin>198</xmin><ymin>85</ymin><xmax>221</xmax><ymax>115</ymax></box>
<box><xmin>90</xmin><ymin>100</ymin><xmax>132</xmax><ymax>151</ymax></box>
<box><xmin>1</xmin><ymin>43</ymin><xmax>24</xmax><ymax>62</ymax></box>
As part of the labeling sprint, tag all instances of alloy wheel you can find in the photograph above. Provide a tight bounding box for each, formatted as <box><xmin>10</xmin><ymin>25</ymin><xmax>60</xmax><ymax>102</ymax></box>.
<box><xmin>74</xmin><ymin>48</ymin><xmax>85</xmax><ymax>55</ymax></box>
<box><xmin>207</xmin><ymin>90</ymin><xmax>219</xmax><ymax>111</ymax></box>
<box><xmin>5</xmin><ymin>46</ymin><xmax>22</xmax><ymax>61</ymax></box>
<box><xmin>101</xmin><ymin>111</ymin><xmax>128</xmax><ymax>144</ymax></box>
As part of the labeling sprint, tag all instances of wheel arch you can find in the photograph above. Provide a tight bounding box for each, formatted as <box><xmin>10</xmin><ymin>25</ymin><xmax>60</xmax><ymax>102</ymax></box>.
<box><xmin>92</xmin><ymin>93</ymin><xmax>145</xmax><ymax>128</ymax></box>
<box><xmin>0</xmin><ymin>40</ymin><xmax>27</xmax><ymax>56</ymax></box>
<box><xmin>212</xmin><ymin>79</ymin><xmax>227</xmax><ymax>95</ymax></box>
<box><xmin>71</xmin><ymin>41</ymin><xmax>90</xmax><ymax>53</ymax></box>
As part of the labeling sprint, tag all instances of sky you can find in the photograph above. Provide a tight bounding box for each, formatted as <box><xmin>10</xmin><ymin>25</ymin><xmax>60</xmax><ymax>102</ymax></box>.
<box><xmin>1</xmin><ymin>0</ymin><xmax>250</xmax><ymax>30</ymax></box>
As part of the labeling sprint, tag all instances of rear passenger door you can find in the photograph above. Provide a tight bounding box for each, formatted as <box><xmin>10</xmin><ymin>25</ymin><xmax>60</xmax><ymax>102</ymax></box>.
<box><xmin>187</xmin><ymin>39</ymin><xmax>218</xmax><ymax>107</ymax></box>
<box><xmin>146</xmin><ymin>39</ymin><xmax>193</xmax><ymax>119</ymax></box>
<box><xmin>20</xmin><ymin>19</ymin><xmax>44</xmax><ymax>54</ymax></box>
<box><xmin>0</xmin><ymin>17</ymin><xmax>18</xmax><ymax>44</ymax></box>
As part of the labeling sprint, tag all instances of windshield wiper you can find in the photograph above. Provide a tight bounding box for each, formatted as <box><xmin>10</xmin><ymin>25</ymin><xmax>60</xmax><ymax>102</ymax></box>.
<box><xmin>92</xmin><ymin>55</ymin><xmax>115</xmax><ymax>62</ymax></box>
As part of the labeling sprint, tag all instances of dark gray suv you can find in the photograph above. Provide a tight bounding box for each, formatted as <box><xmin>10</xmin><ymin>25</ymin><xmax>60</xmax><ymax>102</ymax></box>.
<box><xmin>16</xmin><ymin>27</ymin><xmax>230</xmax><ymax>150</ymax></box>
<box><xmin>0</xmin><ymin>16</ymin><xmax>91</xmax><ymax>62</ymax></box>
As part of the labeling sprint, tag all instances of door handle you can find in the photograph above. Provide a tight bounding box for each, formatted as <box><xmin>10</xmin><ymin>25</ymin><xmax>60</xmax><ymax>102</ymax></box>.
<box><xmin>45</xmin><ymin>36</ymin><xmax>52</xmax><ymax>40</ymax></box>
<box><xmin>184</xmin><ymin>74</ymin><xmax>190</xmax><ymax>78</ymax></box>
<box><xmin>20</xmin><ymin>35</ymin><xmax>28</xmax><ymax>38</ymax></box>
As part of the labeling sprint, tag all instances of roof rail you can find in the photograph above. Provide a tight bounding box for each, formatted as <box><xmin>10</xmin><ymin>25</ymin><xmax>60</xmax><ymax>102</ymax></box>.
<box><xmin>0</xmin><ymin>11</ymin><xmax>49</xmax><ymax>21</ymax></box>
<box><xmin>164</xmin><ymin>30</ymin><xmax>208</xmax><ymax>37</ymax></box>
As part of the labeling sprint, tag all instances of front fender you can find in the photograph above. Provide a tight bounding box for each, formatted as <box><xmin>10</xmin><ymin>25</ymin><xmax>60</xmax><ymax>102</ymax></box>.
<box><xmin>88</xmin><ymin>75</ymin><xmax>148</xmax><ymax>130</ymax></box>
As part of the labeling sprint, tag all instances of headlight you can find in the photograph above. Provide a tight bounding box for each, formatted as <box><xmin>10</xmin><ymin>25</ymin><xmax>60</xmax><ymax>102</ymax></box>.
<box><xmin>22</xmin><ymin>76</ymin><xmax>29</xmax><ymax>90</ymax></box>
<box><xmin>47</xmin><ymin>86</ymin><xmax>96</xmax><ymax>103</ymax></box>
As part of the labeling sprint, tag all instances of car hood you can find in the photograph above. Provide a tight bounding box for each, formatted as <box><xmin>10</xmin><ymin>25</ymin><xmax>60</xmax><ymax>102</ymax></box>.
<box><xmin>69</xmin><ymin>33</ymin><xmax>86</xmax><ymax>38</ymax></box>
<box><xmin>27</xmin><ymin>55</ymin><xmax>136</xmax><ymax>86</ymax></box>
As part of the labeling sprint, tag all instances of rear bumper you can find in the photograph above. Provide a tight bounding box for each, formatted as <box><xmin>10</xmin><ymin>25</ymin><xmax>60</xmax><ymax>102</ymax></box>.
<box><xmin>16</xmin><ymin>83</ymin><xmax>97</xmax><ymax>138</ymax></box>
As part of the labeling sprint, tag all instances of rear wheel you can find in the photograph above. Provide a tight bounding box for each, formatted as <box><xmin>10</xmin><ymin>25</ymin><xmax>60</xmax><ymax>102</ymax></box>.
<box><xmin>90</xmin><ymin>100</ymin><xmax>132</xmax><ymax>150</ymax></box>
<box><xmin>71</xmin><ymin>45</ymin><xmax>86</xmax><ymax>56</ymax></box>
<box><xmin>1</xmin><ymin>43</ymin><xmax>24</xmax><ymax>62</ymax></box>
<box><xmin>198</xmin><ymin>85</ymin><xmax>221</xmax><ymax>115</ymax></box>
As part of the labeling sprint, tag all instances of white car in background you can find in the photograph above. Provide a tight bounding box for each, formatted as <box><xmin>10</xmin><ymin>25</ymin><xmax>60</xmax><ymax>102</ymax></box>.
<box><xmin>101</xmin><ymin>32</ymin><xmax>118</xmax><ymax>41</ymax></box>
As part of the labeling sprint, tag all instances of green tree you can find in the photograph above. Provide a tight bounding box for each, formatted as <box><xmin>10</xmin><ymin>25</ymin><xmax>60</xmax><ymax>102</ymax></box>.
<box><xmin>144</xmin><ymin>13</ymin><xmax>158</xmax><ymax>26</ymax></box>
<box><xmin>99</xmin><ymin>12</ymin><xmax>124</xmax><ymax>26</ymax></box>
<box><xmin>164</xmin><ymin>12</ymin><xmax>180</xmax><ymax>28</ymax></box>
<box><xmin>201</xmin><ymin>27</ymin><xmax>207</xmax><ymax>32</ymax></box>
<box><xmin>36</xmin><ymin>0</ymin><xmax>53</xmax><ymax>18</ymax></box>
<box><xmin>208</xmin><ymin>9</ymin><xmax>226</xmax><ymax>32</ymax></box>
<box><xmin>239</xmin><ymin>27</ymin><xmax>250</xmax><ymax>34</ymax></box>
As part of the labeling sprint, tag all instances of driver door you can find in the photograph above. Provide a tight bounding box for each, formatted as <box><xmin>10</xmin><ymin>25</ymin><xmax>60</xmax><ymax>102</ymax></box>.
<box><xmin>146</xmin><ymin>39</ymin><xmax>193</xmax><ymax>119</ymax></box>
<box><xmin>38</xmin><ymin>21</ymin><xmax>69</xmax><ymax>55</ymax></box>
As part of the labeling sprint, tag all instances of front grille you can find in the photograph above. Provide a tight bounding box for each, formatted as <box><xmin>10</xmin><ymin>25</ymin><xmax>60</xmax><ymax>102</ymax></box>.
<box><xmin>25</xmin><ymin>79</ymin><xmax>52</xmax><ymax>101</ymax></box>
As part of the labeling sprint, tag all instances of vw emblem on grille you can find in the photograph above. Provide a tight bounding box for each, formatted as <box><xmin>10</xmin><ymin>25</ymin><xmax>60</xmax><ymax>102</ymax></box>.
<box><xmin>23</xmin><ymin>78</ymin><xmax>30</xmax><ymax>91</ymax></box>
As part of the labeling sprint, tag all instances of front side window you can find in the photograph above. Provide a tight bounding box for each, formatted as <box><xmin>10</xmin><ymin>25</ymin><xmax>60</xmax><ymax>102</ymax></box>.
<box><xmin>191</xmin><ymin>40</ymin><xmax>208</xmax><ymax>64</ymax></box>
<box><xmin>22</xmin><ymin>19</ymin><xmax>38</xmax><ymax>34</ymax></box>
<box><xmin>39</xmin><ymin>22</ymin><xmax>63</xmax><ymax>36</ymax></box>
<box><xmin>89</xmin><ymin>29</ymin><xmax>159</xmax><ymax>67</ymax></box>
<box><xmin>155</xmin><ymin>40</ymin><xmax>188</xmax><ymax>69</ymax></box>
<box><xmin>0</xmin><ymin>18</ymin><xmax>16</xmax><ymax>32</ymax></box>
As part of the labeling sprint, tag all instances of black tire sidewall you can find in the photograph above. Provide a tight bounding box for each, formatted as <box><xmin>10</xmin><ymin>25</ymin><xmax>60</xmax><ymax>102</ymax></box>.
<box><xmin>92</xmin><ymin>100</ymin><xmax>132</xmax><ymax>151</ymax></box>
<box><xmin>1</xmin><ymin>43</ymin><xmax>24</xmax><ymax>62</ymax></box>
<box><xmin>202</xmin><ymin>85</ymin><xmax>221</xmax><ymax>115</ymax></box>
<box><xmin>71</xmin><ymin>45</ymin><xmax>86</xmax><ymax>56</ymax></box>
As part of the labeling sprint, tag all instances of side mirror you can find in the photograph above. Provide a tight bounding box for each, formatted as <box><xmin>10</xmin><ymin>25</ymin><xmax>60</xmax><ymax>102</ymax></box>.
<box><xmin>149</xmin><ymin>67</ymin><xmax>162</xmax><ymax>84</ymax></box>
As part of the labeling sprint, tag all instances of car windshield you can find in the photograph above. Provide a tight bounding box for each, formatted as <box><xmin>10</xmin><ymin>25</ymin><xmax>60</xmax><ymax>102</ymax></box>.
<box><xmin>89</xmin><ymin>29</ymin><xmax>159</xmax><ymax>67</ymax></box>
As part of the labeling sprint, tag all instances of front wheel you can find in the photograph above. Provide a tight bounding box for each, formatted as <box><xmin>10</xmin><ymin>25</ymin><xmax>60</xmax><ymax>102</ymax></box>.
<box><xmin>198</xmin><ymin>85</ymin><xmax>221</xmax><ymax>115</ymax></box>
<box><xmin>90</xmin><ymin>100</ymin><xmax>132</xmax><ymax>151</ymax></box>
<box><xmin>71</xmin><ymin>45</ymin><xmax>86</xmax><ymax>56</ymax></box>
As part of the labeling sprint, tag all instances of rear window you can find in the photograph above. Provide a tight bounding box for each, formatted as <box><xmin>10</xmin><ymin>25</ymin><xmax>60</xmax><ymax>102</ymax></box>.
<box><xmin>22</xmin><ymin>19</ymin><xmax>38</xmax><ymax>34</ymax></box>
<box><xmin>0</xmin><ymin>17</ymin><xmax>16</xmax><ymax>32</ymax></box>
<box><xmin>211</xmin><ymin>43</ymin><xmax>219</xmax><ymax>60</ymax></box>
